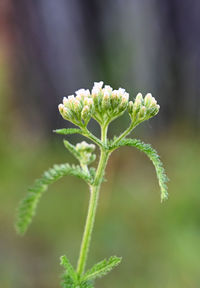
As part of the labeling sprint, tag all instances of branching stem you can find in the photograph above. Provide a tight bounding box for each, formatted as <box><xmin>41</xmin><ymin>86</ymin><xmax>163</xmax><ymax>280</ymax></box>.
<box><xmin>112</xmin><ymin>121</ymin><xmax>138</xmax><ymax>146</ymax></box>
<box><xmin>76</xmin><ymin>124</ymin><xmax>110</xmax><ymax>277</ymax></box>
<box><xmin>82</xmin><ymin>127</ymin><xmax>103</xmax><ymax>148</ymax></box>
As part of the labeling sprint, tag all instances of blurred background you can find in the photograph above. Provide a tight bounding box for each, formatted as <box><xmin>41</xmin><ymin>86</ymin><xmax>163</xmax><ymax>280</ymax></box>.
<box><xmin>0</xmin><ymin>0</ymin><xmax>200</xmax><ymax>287</ymax></box>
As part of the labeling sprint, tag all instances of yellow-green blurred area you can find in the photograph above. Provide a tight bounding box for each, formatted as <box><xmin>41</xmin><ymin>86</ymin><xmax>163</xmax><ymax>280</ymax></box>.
<box><xmin>1</xmin><ymin>130</ymin><xmax>200</xmax><ymax>288</ymax></box>
<box><xmin>1</xmin><ymin>1</ymin><xmax>200</xmax><ymax>288</ymax></box>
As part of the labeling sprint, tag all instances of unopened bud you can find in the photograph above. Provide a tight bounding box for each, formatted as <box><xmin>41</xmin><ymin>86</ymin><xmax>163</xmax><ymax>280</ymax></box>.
<box><xmin>134</xmin><ymin>98</ymin><xmax>142</xmax><ymax>109</ymax></box>
<box><xmin>138</xmin><ymin>106</ymin><xmax>146</xmax><ymax>119</ymax></box>
<box><xmin>128</xmin><ymin>101</ymin><xmax>134</xmax><ymax>114</ymax></box>
<box><xmin>119</xmin><ymin>95</ymin><xmax>128</xmax><ymax>111</ymax></box>
<box><xmin>102</xmin><ymin>93</ymin><xmax>110</xmax><ymax>109</ymax></box>
<box><xmin>58</xmin><ymin>104</ymin><xmax>64</xmax><ymax>113</ymax></box>
<box><xmin>135</xmin><ymin>93</ymin><xmax>143</xmax><ymax>102</ymax></box>
<box><xmin>63</xmin><ymin>97</ymin><xmax>68</xmax><ymax>106</ymax></box>
<box><xmin>144</xmin><ymin>93</ymin><xmax>152</xmax><ymax>107</ymax></box>
<box><xmin>81</xmin><ymin>105</ymin><xmax>90</xmax><ymax>122</ymax></box>
<box><xmin>73</xmin><ymin>99</ymin><xmax>81</xmax><ymax>112</ymax></box>
<box><xmin>68</xmin><ymin>95</ymin><xmax>75</xmax><ymax>102</ymax></box>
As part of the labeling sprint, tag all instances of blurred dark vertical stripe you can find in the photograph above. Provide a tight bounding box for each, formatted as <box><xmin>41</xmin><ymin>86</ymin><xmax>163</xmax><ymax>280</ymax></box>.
<box><xmin>156</xmin><ymin>0</ymin><xmax>200</xmax><ymax>128</ymax></box>
<box><xmin>5</xmin><ymin>0</ymin><xmax>200</xmax><ymax>133</ymax></box>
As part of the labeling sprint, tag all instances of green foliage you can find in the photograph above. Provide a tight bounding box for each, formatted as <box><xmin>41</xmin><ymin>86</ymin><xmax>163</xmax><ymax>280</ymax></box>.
<box><xmin>60</xmin><ymin>255</ymin><xmax>94</xmax><ymax>288</ymax></box>
<box><xmin>54</xmin><ymin>128</ymin><xmax>83</xmax><ymax>135</ymax></box>
<box><xmin>111</xmin><ymin>138</ymin><xmax>168</xmax><ymax>201</ymax></box>
<box><xmin>60</xmin><ymin>255</ymin><xmax>121</xmax><ymax>288</ymax></box>
<box><xmin>60</xmin><ymin>255</ymin><xmax>77</xmax><ymax>287</ymax></box>
<box><xmin>16</xmin><ymin>163</ymin><xmax>93</xmax><ymax>235</ymax></box>
<box><xmin>63</xmin><ymin>140</ymin><xmax>80</xmax><ymax>160</ymax></box>
<box><xmin>82</xmin><ymin>256</ymin><xmax>122</xmax><ymax>282</ymax></box>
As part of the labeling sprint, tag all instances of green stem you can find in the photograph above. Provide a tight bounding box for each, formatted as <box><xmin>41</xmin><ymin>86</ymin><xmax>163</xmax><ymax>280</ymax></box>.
<box><xmin>82</xmin><ymin>127</ymin><xmax>103</xmax><ymax>148</ymax></box>
<box><xmin>76</xmin><ymin>125</ymin><xmax>109</xmax><ymax>276</ymax></box>
<box><xmin>112</xmin><ymin>121</ymin><xmax>138</xmax><ymax>146</ymax></box>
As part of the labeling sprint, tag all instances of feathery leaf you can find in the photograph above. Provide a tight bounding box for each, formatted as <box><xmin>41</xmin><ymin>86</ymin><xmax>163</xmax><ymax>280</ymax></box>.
<box><xmin>16</xmin><ymin>163</ymin><xmax>92</xmax><ymax>235</ymax></box>
<box><xmin>82</xmin><ymin>256</ymin><xmax>121</xmax><ymax>282</ymax></box>
<box><xmin>53</xmin><ymin>128</ymin><xmax>83</xmax><ymax>135</ymax></box>
<box><xmin>60</xmin><ymin>255</ymin><xmax>77</xmax><ymax>283</ymax></box>
<box><xmin>111</xmin><ymin>138</ymin><xmax>168</xmax><ymax>201</ymax></box>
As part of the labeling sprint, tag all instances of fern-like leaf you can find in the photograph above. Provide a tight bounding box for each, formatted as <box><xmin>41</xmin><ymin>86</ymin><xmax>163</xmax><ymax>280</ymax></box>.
<box><xmin>54</xmin><ymin>128</ymin><xmax>83</xmax><ymax>135</ymax></box>
<box><xmin>82</xmin><ymin>256</ymin><xmax>122</xmax><ymax>282</ymax></box>
<box><xmin>16</xmin><ymin>164</ymin><xmax>92</xmax><ymax>235</ymax></box>
<box><xmin>112</xmin><ymin>138</ymin><xmax>168</xmax><ymax>201</ymax></box>
<box><xmin>60</xmin><ymin>255</ymin><xmax>77</xmax><ymax>284</ymax></box>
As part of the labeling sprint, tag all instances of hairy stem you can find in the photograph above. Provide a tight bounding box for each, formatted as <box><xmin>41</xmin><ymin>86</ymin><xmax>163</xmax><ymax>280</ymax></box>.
<box><xmin>76</xmin><ymin>125</ymin><xmax>109</xmax><ymax>276</ymax></box>
<box><xmin>82</xmin><ymin>127</ymin><xmax>103</xmax><ymax>148</ymax></box>
<box><xmin>112</xmin><ymin>121</ymin><xmax>138</xmax><ymax>146</ymax></box>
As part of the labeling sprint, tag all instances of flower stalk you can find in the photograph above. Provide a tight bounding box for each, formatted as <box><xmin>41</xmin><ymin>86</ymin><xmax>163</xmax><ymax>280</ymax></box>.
<box><xmin>15</xmin><ymin>81</ymin><xmax>168</xmax><ymax>288</ymax></box>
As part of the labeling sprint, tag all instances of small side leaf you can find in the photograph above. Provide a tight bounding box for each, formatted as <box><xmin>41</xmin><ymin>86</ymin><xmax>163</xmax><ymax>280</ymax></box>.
<box><xmin>16</xmin><ymin>164</ymin><xmax>92</xmax><ymax>235</ymax></box>
<box><xmin>113</xmin><ymin>138</ymin><xmax>169</xmax><ymax>201</ymax></box>
<box><xmin>82</xmin><ymin>256</ymin><xmax>122</xmax><ymax>282</ymax></box>
<box><xmin>60</xmin><ymin>255</ymin><xmax>77</xmax><ymax>283</ymax></box>
<box><xmin>54</xmin><ymin>128</ymin><xmax>83</xmax><ymax>135</ymax></box>
<box><xmin>63</xmin><ymin>139</ymin><xmax>80</xmax><ymax>160</ymax></box>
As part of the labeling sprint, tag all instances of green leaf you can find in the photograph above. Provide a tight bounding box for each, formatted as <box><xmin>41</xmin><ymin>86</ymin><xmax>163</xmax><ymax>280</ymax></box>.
<box><xmin>63</xmin><ymin>139</ymin><xmax>80</xmax><ymax>160</ymax></box>
<box><xmin>80</xmin><ymin>281</ymin><xmax>94</xmax><ymax>288</ymax></box>
<box><xmin>82</xmin><ymin>256</ymin><xmax>122</xmax><ymax>282</ymax></box>
<box><xmin>16</xmin><ymin>163</ymin><xmax>92</xmax><ymax>235</ymax></box>
<box><xmin>54</xmin><ymin>128</ymin><xmax>83</xmax><ymax>135</ymax></box>
<box><xmin>112</xmin><ymin>138</ymin><xmax>169</xmax><ymax>202</ymax></box>
<box><xmin>60</xmin><ymin>256</ymin><xmax>77</xmax><ymax>283</ymax></box>
<box><xmin>60</xmin><ymin>256</ymin><xmax>94</xmax><ymax>288</ymax></box>
<box><xmin>61</xmin><ymin>274</ymin><xmax>76</xmax><ymax>288</ymax></box>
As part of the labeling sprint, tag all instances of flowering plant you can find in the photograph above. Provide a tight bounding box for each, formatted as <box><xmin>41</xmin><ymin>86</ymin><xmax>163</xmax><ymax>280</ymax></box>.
<box><xmin>16</xmin><ymin>82</ymin><xmax>168</xmax><ymax>287</ymax></box>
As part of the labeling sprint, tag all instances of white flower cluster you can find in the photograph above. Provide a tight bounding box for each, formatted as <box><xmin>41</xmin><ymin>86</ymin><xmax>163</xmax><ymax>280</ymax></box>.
<box><xmin>58</xmin><ymin>82</ymin><xmax>159</xmax><ymax>127</ymax></box>
<box><xmin>75</xmin><ymin>141</ymin><xmax>96</xmax><ymax>165</ymax></box>
<box><xmin>58</xmin><ymin>81</ymin><xmax>129</xmax><ymax>126</ymax></box>
<box><xmin>91</xmin><ymin>81</ymin><xmax>129</xmax><ymax>124</ymax></box>
<box><xmin>128</xmin><ymin>93</ymin><xmax>160</xmax><ymax>124</ymax></box>
<box><xmin>76</xmin><ymin>141</ymin><xmax>95</xmax><ymax>153</ymax></box>
<box><xmin>58</xmin><ymin>88</ymin><xmax>93</xmax><ymax>126</ymax></box>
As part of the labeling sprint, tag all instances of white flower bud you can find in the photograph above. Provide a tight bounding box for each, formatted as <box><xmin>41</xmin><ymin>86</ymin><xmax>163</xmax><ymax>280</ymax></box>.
<box><xmin>111</xmin><ymin>91</ymin><xmax>120</xmax><ymax>107</ymax></box>
<box><xmin>84</xmin><ymin>97</ymin><xmax>93</xmax><ymax>107</ymax></box>
<box><xmin>144</xmin><ymin>93</ymin><xmax>152</xmax><ymax>107</ymax></box>
<box><xmin>92</xmin><ymin>81</ymin><xmax>104</xmax><ymax>96</ymax></box>
<box><xmin>103</xmin><ymin>85</ymin><xmax>113</xmax><ymax>95</ymax></box>
<box><xmin>63</xmin><ymin>97</ymin><xmax>68</xmax><ymax>106</ymax></box>
<box><xmin>102</xmin><ymin>93</ymin><xmax>110</xmax><ymax>109</ymax></box>
<box><xmin>119</xmin><ymin>95</ymin><xmax>129</xmax><ymax>111</ymax></box>
<box><xmin>76</xmin><ymin>141</ymin><xmax>95</xmax><ymax>153</ymax></box>
<box><xmin>149</xmin><ymin>97</ymin><xmax>157</xmax><ymax>108</ymax></box>
<box><xmin>128</xmin><ymin>101</ymin><xmax>134</xmax><ymax>114</ymax></box>
<box><xmin>138</xmin><ymin>106</ymin><xmax>146</xmax><ymax>119</ymax></box>
<box><xmin>118</xmin><ymin>88</ymin><xmax>125</xmax><ymax>95</ymax></box>
<box><xmin>134</xmin><ymin>98</ymin><xmax>142</xmax><ymax>109</ymax></box>
<box><xmin>81</xmin><ymin>105</ymin><xmax>90</xmax><ymax>122</ymax></box>
<box><xmin>62</xmin><ymin>106</ymin><xmax>73</xmax><ymax>120</ymax></box>
<box><xmin>94</xmin><ymin>81</ymin><xmax>104</xmax><ymax>89</ymax></box>
<box><xmin>75</xmin><ymin>89</ymin><xmax>90</xmax><ymax>99</ymax></box>
<box><xmin>73</xmin><ymin>99</ymin><xmax>81</xmax><ymax>112</ymax></box>
<box><xmin>68</xmin><ymin>95</ymin><xmax>75</xmax><ymax>101</ymax></box>
<box><xmin>58</xmin><ymin>103</ymin><xmax>64</xmax><ymax>113</ymax></box>
<box><xmin>135</xmin><ymin>93</ymin><xmax>143</xmax><ymax>102</ymax></box>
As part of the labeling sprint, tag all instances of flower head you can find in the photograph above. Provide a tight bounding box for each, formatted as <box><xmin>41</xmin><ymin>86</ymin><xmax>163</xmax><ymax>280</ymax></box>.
<box><xmin>75</xmin><ymin>141</ymin><xmax>96</xmax><ymax>165</ymax></box>
<box><xmin>128</xmin><ymin>93</ymin><xmax>160</xmax><ymax>124</ymax></box>
<box><xmin>58</xmin><ymin>82</ymin><xmax>159</xmax><ymax>128</ymax></box>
